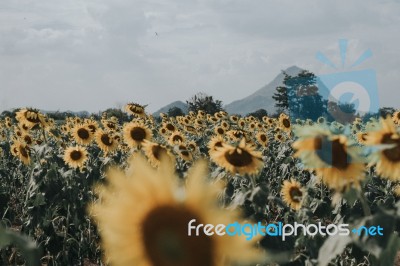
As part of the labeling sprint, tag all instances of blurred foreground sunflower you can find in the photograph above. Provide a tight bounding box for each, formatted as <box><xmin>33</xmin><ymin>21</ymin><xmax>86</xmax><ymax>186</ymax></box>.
<box><xmin>364</xmin><ymin>117</ymin><xmax>400</xmax><ymax>180</ymax></box>
<box><xmin>293</xmin><ymin>125</ymin><xmax>365</xmax><ymax>190</ymax></box>
<box><xmin>89</xmin><ymin>155</ymin><xmax>263</xmax><ymax>266</ymax></box>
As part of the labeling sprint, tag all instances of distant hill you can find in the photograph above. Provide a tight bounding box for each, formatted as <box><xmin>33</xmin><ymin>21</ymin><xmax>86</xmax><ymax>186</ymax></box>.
<box><xmin>225</xmin><ymin>66</ymin><xmax>303</xmax><ymax>115</ymax></box>
<box><xmin>153</xmin><ymin>101</ymin><xmax>188</xmax><ymax>116</ymax></box>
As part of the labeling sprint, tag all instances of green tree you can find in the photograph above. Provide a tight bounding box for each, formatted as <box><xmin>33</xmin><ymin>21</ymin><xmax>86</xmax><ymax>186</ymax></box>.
<box><xmin>186</xmin><ymin>92</ymin><xmax>224</xmax><ymax>115</ymax></box>
<box><xmin>273</xmin><ymin>70</ymin><xmax>327</xmax><ymax>120</ymax></box>
<box><xmin>167</xmin><ymin>107</ymin><xmax>185</xmax><ymax>117</ymax></box>
<box><xmin>247</xmin><ymin>109</ymin><xmax>268</xmax><ymax>120</ymax></box>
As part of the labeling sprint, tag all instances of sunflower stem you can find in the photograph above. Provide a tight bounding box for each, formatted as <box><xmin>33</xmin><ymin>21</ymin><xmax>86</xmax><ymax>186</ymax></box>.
<box><xmin>358</xmin><ymin>188</ymin><xmax>371</xmax><ymax>217</ymax></box>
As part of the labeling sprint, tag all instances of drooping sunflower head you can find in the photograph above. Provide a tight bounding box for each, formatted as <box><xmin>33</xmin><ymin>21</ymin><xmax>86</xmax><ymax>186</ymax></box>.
<box><xmin>89</xmin><ymin>155</ymin><xmax>263</xmax><ymax>266</ymax></box>
<box><xmin>364</xmin><ymin>117</ymin><xmax>400</xmax><ymax>180</ymax></box>
<box><xmin>293</xmin><ymin>125</ymin><xmax>365</xmax><ymax>190</ymax></box>
<box><xmin>281</xmin><ymin>179</ymin><xmax>304</xmax><ymax>211</ymax></box>
<box><xmin>15</xmin><ymin>108</ymin><xmax>46</xmax><ymax>127</ymax></box>
<box><xmin>123</xmin><ymin>122</ymin><xmax>152</xmax><ymax>148</ymax></box>
<box><xmin>125</xmin><ymin>102</ymin><xmax>146</xmax><ymax>117</ymax></box>
<box><xmin>210</xmin><ymin>138</ymin><xmax>264</xmax><ymax>176</ymax></box>
<box><xmin>10</xmin><ymin>140</ymin><xmax>31</xmax><ymax>165</ymax></box>
<box><xmin>71</xmin><ymin>124</ymin><xmax>94</xmax><ymax>145</ymax></box>
<box><xmin>63</xmin><ymin>146</ymin><xmax>88</xmax><ymax>169</ymax></box>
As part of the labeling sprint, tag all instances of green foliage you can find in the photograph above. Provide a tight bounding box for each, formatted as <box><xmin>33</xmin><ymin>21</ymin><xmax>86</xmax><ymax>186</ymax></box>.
<box><xmin>247</xmin><ymin>109</ymin><xmax>268</xmax><ymax>120</ymax></box>
<box><xmin>167</xmin><ymin>106</ymin><xmax>185</xmax><ymax>117</ymax></box>
<box><xmin>186</xmin><ymin>92</ymin><xmax>224</xmax><ymax>114</ymax></box>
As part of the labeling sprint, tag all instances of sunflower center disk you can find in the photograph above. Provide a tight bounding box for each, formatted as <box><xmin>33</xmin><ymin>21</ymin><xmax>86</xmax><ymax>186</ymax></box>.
<box><xmin>142</xmin><ymin>205</ymin><xmax>214</xmax><ymax>266</ymax></box>
<box><xmin>382</xmin><ymin>133</ymin><xmax>400</xmax><ymax>162</ymax></box>
<box><xmin>70</xmin><ymin>150</ymin><xmax>82</xmax><ymax>161</ymax></box>
<box><xmin>282</xmin><ymin>118</ymin><xmax>291</xmax><ymax>128</ymax></box>
<box><xmin>77</xmin><ymin>128</ymin><xmax>90</xmax><ymax>140</ymax></box>
<box><xmin>130</xmin><ymin>127</ymin><xmax>146</xmax><ymax>141</ymax></box>
<box><xmin>315</xmin><ymin>137</ymin><xmax>349</xmax><ymax>170</ymax></box>
<box><xmin>289</xmin><ymin>187</ymin><xmax>303</xmax><ymax>203</ymax></box>
<box><xmin>101</xmin><ymin>134</ymin><xmax>113</xmax><ymax>146</ymax></box>
<box><xmin>224</xmin><ymin>148</ymin><xmax>253</xmax><ymax>167</ymax></box>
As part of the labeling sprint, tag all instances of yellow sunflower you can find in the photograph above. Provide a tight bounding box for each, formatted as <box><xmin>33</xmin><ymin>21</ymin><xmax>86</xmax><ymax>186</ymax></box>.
<box><xmin>210</xmin><ymin>138</ymin><xmax>264</xmax><ymax>175</ymax></box>
<box><xmin>142</xmin><ymin>140</ymin><xmax>174</xmax><ymax>168</ymax></box>
<box><xmin>281</xmin><ymin>179</ymin><xmax>304</xmax><ymax>211</ymax></box>
<box><xmin>95</xmin><ymin>130</ymin><xmax>119</xmax><ymax>154</ymax></box>
<box><xmin>71</xmin><ymin>124</ymin><xmax>94</xmax><ymax>145</ymax></box>
<box><xmin>168</xmin><ymin>131</ymin><xmax>186</xmax><ymax>145</ymax></box>
<box><xmin>392</xmin><ymin>111</ymin><xmax>400</xmax><ymax>124</ymax></box>
<box><xmin>293</xmin><ymin>125</ymin><xmax>365</xmax><ymax>190</ymax></box>
<box><xmin>10</xmin><ymin>140</ymin><xmax>31</xmax><ymax>165</ymax></box>
<box><xmin>175</xmin><ymin>144</ymin><xmax>193</xmax><ymax>161</ymax></box>
<box><xmin>123</xmin><ymin>122</ymin><xmax>152</xmax><ymax>148</ymax></box>
<box><xmin>125</xmin><ymin>102</ymin><xmax>146</xmax><ymax>117</ymax></box>
<box><xmin>364</xmin><ymin>117</ymin><xmax>400</xmax><ymax>180</ymax></box>
<box><xmin>89</xmin><ymin>155</ymin><xmax>262</xmax><ymax>266</ymax></box>
<box><xmin>214</xmin><ymin>126</ymin><xmax>225</xmax><ymax>135</ymax></box>
<box><xmin>279</xmin><ymin>114</ymin><xmax>291</xmax><ymax>132</ymax></box>
<box><xmin>256</xmin><ymin>132</ymin><xmax>269</xmax><ymax>147</ymax></box>
<box><xmin>63</xmin><ymin>146</ymin><xmax>88</xmax><ymax>169</ymax></box>
<box><xmin>15</xmin><ymin>108</ymin><xmax>46</xmax><ymax>128</ymax></box>
<box><xmin>163</xmin><ymin>122</ymin><xmax>176</xmax><ymax>132</ymax></box>
<box><xmin>208</xmin><ymin>135</ymin><xmax>225</xmax><ymax>153</ymax></box>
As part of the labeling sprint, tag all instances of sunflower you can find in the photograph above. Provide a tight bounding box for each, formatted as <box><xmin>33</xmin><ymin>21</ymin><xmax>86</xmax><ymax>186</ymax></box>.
<box><xmin>168</xmin><ymin>131</ymin><xmax>186</xmax><ymax>145</ymax></box>
<box><xmin>281</xmin><ymin>179</ymin><xmax>304</xmax><ymax>210</ymax></box>
<box><xmin>163</xmin><ymin>122</ymin><xmax>176</xmax><ymax>132</ymax></box>
<box><xmin>256</xmin><ymin>132</ymin><xmax>269</xmax><ymax>147</ymax></box>
<box><xmin>210</xmin><ymin>139</ymin><xmax>263</xmax><ymax>175</ymax></box>
<box><xmin>95</xmin><ymin>130</ymin><xmax>119</xmax><ymax>154</ymax></box>
<box><xmin>85</xmin><ymin>119</ymin><xmax>99</xmax><ymax>134</ymax></box>
<box><xmin>123</xmin><ymin>122</ymin><xmax>152</xmax><ymax>148</ymax></box>
<box><xmin>279</xmin><ymin>114</ymin><xmax>291</xmax><ymax>132</ymax></box>
<box><xmin>274</xmin><ymin>132</ymin><xmax>286</xmax><ymax>143</ymax></box>
<box><xmin>317</xmin><ymin>117</ymin><xmax>326</xmax><ymax>124</ymax></box>
<box><xmin>364</xmin><ymin>117</ymin><xmax>400</xmax><ymax>180</ymax></box>
<box><xmin>11</xmin><ymin>141</ymin><xmax>31</xmax><ymax>165</ymax></box>
<box><xmin>89</xmin><ymin>155</ymin><xmax>262</xmax><ymax>266</ymax></box>
<box><xmin>63</xmin><ymin>146</ymin><xmax>88</xmax><ymax>169</ymax></box>
<box><xmin>214</xmin><ymin>126</ymin><xmax>225</xmax><ymax>135</ymax></box>
<box><xmin>125</xmin><ymin>102</ymin><xmax>146</xmax><ymax>117</ymax></box>
<box><xmin>230</xmin><ymin>115</ymin><xmax>239</xmax><ymax>123</ymax></box>
<box><xmin>142</xmin><ymin>140</ymin><xmax>174</xmax><ymax>168</ymax></box>
<box><xmin>356</xmin><ymin>132</ymin><xmax>368</xmax><ymax>145</ymax></box>
<box><xmin>20</xmin><ymin>133</ymin><xmax>34</xmax><ymax>146</ymax></box>
<box><xmin>15</xmin><ymin>108</ymin><xmax>46</xmax><ymax>128</ymax></box>
<box><xmin>71</xmin><ymin>124</ymin><xmax>94</xmax><ymax>145</ymax></box>
<box><xmin>227</xmin><ymin>130</ymin><xmax>247</xmax><ymax>142</ymax></box>
<box><xmin>293</xmin><ymin>125</ymin><xmax>365</xmax><ymax>190</ymax></box>
<box><xmin>175</xmin><ymin>144</ymin><xmax>193</xmax><ymax>161</ymax></box>
<box><xmin>393</xmin><ymin>111</ymin><xmax>400</xmax><ymax>124</ymax></box>
<box><xmin>208</xmin><ymin>135</ymin><xmax>225</xmax><ymax>153</ymax></box>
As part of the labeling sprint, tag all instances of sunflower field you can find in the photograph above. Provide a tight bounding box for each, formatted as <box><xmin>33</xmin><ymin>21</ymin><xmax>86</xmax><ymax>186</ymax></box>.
<box><xmin>1</xmin><ymin>104</ymin><xmax>400</xmax><ymax>266</ymax></box>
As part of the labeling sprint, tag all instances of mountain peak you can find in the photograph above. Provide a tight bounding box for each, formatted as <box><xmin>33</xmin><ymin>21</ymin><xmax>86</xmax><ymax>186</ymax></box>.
<box><xmin>225</xmin><ymin>66</ymin><xmax>303</xmax><ymax>115</ymax></box>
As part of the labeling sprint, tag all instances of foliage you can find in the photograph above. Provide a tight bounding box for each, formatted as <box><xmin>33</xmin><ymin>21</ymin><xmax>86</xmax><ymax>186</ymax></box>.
<box><xmin>186</xmin><ymin>92</ymin><xmax>224</xmax><ymax>114</ymax></box>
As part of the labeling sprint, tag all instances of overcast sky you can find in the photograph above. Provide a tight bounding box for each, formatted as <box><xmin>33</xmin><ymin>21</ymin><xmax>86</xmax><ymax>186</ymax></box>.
<box><xmin>0</xmin><ymin>0</ymin><xmax>399</xmax><ymax>113</ymax></box>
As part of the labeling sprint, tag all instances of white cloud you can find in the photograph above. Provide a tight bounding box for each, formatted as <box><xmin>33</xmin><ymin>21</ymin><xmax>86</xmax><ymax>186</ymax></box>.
<box><xmin>0</xmin><ymin>0</ymin><xmax>399</xmax><ymax>112</ymax></box>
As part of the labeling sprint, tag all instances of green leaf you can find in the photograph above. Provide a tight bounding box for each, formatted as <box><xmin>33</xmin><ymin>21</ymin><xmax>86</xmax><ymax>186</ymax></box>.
<box><xmin>0</xmin><ymin>226</ymin><xmax>41</xmax><ymax>266</ymax></box>
<box><xmin>318</xmin><ymin>234</ymin><xmax>352</xmax><ymax>266</ymax></box>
